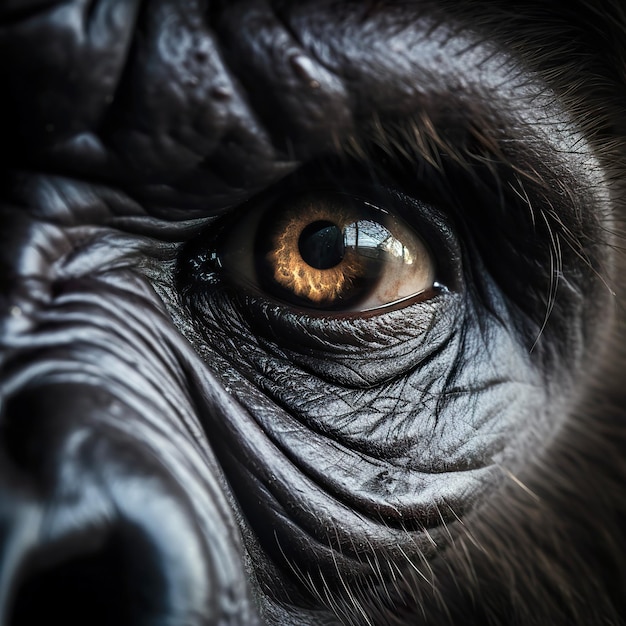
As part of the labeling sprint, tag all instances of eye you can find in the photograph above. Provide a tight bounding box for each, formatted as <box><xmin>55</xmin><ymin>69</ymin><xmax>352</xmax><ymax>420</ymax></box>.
<box><xmin>209</xmin><ymin>190</ymin><xmax>439</xmax><ymax>313</ymax></box>
<box><xmin>179</xmin><ymin>174</ymin><xmax>463</xmax><ymax>385</ymax></box>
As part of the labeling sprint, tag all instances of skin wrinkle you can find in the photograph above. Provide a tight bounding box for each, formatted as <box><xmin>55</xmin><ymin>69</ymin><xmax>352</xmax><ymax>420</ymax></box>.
<box><xmin>2</xmin><ymin>304</ymin><xmax>259</xmax><ymax>623</ymax></box>
<box><xmin>248</xmin><ymin>298</ymin><xmax>463</xmax><ymax>387</ymax></box>
<box><xmin>1</xmin><ymin>1</ymin><xmax>625</xmax><ymax>625</ymax></box>
<box><xmin>187</xmin><ymin>329</ymin><xmax>491</xmax><ymax>551</ymax></box>
<box><xmin>210</xmin><ymin>0</ymin><xmax>353</xmax><ymax>154</ymax></box>
<box><xmin>187</xmin><ymin>271</ymin><xmax>539</xmax><ymax>462</ymax></box>
<box><xmin>185</xmin><ymin>304</ymin><xmax>520</xmax><ymax>536</ymax></box>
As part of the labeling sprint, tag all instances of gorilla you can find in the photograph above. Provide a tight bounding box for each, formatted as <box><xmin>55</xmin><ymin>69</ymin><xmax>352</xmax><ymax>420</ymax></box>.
<box><xmin>1</xmin><ymin>0</ymin><xmax>626</xmax><ymax>624</ymax></box>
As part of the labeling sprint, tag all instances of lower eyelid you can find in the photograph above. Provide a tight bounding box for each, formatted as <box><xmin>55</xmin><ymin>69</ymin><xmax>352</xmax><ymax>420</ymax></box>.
<box><xmin>201</xmin><ymin>289</ymin><xmax>463</xmax><ymax>388</ymax></box>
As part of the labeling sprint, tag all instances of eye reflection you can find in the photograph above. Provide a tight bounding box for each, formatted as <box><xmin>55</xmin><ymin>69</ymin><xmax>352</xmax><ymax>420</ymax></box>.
<box><xmin>216</xmin><ymin>191</ymin><xmax>438</xmax><ymax>312</ymax></box>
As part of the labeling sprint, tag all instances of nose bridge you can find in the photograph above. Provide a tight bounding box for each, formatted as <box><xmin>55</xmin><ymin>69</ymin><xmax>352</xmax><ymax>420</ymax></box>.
<box><xmin>0</xmin><ymin>456</ymin><xmax>43</xmax><ymax>626</ymax></box>
<box><xmin>0</xmin><ymin>375</ymin><xmax>259</xmax><ymax>625</ymax></box>
<box><xmin>0</xmin><ymin>197</ymin><xmax>261</xmax><ymax>622</ymax></box>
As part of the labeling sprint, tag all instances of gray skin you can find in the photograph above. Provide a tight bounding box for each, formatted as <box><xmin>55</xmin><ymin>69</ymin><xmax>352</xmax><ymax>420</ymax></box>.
<box><xmin>1</xmin><ymin>0</ymin><xmax>626</xmax><ymax>624</ymax></box>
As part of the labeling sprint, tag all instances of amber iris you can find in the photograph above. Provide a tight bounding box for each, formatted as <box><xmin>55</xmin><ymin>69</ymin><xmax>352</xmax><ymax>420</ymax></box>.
<box><xmin>255</xmin><ymin>193</ymin><xmax>436</xmax><ymax>311</ymax></box>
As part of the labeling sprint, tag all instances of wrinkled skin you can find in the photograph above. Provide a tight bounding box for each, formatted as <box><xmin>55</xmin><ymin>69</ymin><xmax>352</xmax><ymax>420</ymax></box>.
<box><xmin>1</xmin><ymin>1</ymin><xmax>626</xmax><ymax>624</ymax></box>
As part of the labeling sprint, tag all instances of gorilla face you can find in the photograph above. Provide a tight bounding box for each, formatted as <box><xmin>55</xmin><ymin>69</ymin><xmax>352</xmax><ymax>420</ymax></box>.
<box><xmin>1</xmin><ymin>1</ymin><xmax>625</xmax><ymax>624</ymax></box>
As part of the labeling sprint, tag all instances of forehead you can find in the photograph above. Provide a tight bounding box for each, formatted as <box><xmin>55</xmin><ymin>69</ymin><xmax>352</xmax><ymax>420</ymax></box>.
<box><xmin>1</xmin><ymin>1</ymin><xmax>609</xmax><ymax>223</ymax></box>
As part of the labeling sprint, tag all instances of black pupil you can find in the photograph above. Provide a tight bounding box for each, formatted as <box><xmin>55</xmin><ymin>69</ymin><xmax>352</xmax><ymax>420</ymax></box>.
<box><xmin>298</xmin><ymin>221</ymin><xmax>345</xmax><ymax>269</ymax></box>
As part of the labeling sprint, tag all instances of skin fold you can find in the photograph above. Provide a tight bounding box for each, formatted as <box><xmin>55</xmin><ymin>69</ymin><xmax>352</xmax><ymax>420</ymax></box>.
<box><xmin>1</xmin><ymin>0</ymin><xmax>626</xmax><ymax>624</ymax></box>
